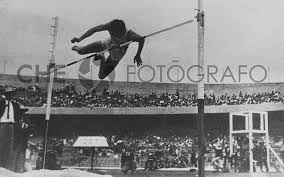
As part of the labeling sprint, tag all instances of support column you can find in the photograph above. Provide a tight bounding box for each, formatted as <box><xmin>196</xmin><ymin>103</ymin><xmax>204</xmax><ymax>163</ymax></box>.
<box><xmin>91</xmin><ymin>147</ymin><xmax>94</xmax><ymax>169</ymax></box>
<box><xmin>260</xmin><ymin>113</ymin><xmax>264</xmax><ymax>131</ymax></box>
<box><xmin>229</xmin><ymin>114</ymin><xmax>233</xmax><ymax>156</ymax></box>
<box><xmin>265</xmin><ymin>112</ymin><xmax>270</xmax><ymax>170</ymax></box>
<box><xmin>248</xmin><ymin>113</ymin><xmax>253</xmax><ymax>173</ymax></box>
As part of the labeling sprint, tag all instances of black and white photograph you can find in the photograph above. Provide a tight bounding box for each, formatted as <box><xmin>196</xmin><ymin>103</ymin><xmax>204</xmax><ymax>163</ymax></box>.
<box><xmin>0</xmin><ymin>0</ymin><xmax>284</xmax><ymax>177</ymax></box>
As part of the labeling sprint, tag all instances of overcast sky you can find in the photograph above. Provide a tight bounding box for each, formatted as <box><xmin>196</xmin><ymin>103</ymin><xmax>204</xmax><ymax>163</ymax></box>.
<box><xmin>0</xmin><ymin>0</ymin><xmax>284</xmax><ymax>83</ymax></box>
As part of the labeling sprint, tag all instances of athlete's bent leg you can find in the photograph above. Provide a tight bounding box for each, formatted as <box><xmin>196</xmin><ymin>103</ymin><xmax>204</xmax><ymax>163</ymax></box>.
<box><xmin>98</xmin><ymin>57</ymin><xmax>119</xmax><ymax>79</ymax></box>
<box><xmin>72</xmin><ymin>41</ymin><xmax>104</xmax><ymax>55</ymax></box>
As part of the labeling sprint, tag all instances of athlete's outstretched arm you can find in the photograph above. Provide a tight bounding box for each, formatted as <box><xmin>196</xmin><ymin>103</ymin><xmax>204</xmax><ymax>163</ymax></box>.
<box><xmin>71</xmin><ymin>23</ymin><xmax>109</xmax><ymax>43</ymax></box>
<box><xmin>129</xmin><ymin>30</ymin><xmax>145</xmax><ymax>67</ymax></box>
<box><xmin>134</xmin><ymin>38</ymin><xmax>145</xmax><ymax>67</ymax></box>
<box><xmin>136</xmin><ymin>38</ymin><xmax>145</xmax><ymax>57</ymax></box>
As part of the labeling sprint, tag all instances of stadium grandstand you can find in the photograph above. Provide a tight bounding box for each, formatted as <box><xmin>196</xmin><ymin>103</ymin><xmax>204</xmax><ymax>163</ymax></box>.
<box><xmin>1</xmin><ymin>74</ymin><xmax>284</xmax><ymax>173</ymax></box>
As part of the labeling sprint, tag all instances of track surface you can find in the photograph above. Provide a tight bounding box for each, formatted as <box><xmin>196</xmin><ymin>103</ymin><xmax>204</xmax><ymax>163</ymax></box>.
<box><xmin>89</xmin><ymin>169</ymin><xmax>284</xmax><ymax>177</ymax></box>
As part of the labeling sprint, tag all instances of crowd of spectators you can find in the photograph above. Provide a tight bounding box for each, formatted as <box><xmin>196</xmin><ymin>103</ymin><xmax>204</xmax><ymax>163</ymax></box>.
<box><xmin>0</xmin><ymin>84</ymin><xmax>283</xmax><ymax>108</ymax></box>
<box><xmin>107</xmin><ymin>128</ymin><xmax>198</xmax><ymax>168</ymax></box>
<box><xmin>25</xmin><ymin>123</ymin><xmax>284</xmax><ymax>170</ymax></box>
<box><xmin>30</xmin><ymin>129</ymin><xmax>200</xmax><ymax>168</ymax></box>
<box><xmin>30</xmin><ymin>129</ymin><xmax>284</xmax><ymax>169</ymax></box>
<box><xmin>205</xmin><ymin>91</ymin><xmax>284</xmax><ymax>105</ymax></box>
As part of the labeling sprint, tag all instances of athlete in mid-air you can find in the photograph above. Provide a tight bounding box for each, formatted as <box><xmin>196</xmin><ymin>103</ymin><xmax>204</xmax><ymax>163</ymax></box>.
<box><xmin>71</xmin><ymin>19</ymin><xmax>145</xmax><ymax>79</ymax></box>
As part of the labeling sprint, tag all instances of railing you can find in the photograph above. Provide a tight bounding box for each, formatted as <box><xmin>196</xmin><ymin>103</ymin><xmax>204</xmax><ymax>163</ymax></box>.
<box><xmin>59</xmin><ymin>147</ymin><xmax>122</xmax><ymax>168</ymax></box>
<box><xmin>269</xmin><ymin>145</ymin><xmax>284</xmax><ymax>172</ymax></box>
<box><xmin>60</xmin><ymin>154</ymin><xmax>147</xmax><ymax>168</ymax></box>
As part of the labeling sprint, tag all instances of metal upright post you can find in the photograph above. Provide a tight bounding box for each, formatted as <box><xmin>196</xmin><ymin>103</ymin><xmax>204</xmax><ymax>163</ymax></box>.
<box><xmin>42</xmin><ymin>16</ymin><xmax>58</xmax><ymax>169</ymax></box>
<box><xmin>196</xmin><ymin>0</ymin><xmax>205</xmax><ymax>176</ymax></box>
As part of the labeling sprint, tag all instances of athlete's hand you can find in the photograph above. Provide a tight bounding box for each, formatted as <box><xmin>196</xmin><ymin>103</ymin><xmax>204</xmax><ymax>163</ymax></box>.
<box><xmin>71</xmin><ymin>37</ymin><xmax>81</xmax><ymax>43</ymax></box>
<box><xmin>134</xmin><ymin>55</ymin><xmax>143</xmax><ymax>67</ymax></box>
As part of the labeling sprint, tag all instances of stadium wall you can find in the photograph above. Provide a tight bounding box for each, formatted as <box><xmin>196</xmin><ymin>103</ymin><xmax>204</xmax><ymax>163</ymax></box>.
<box><xmin>26</xmin><ymin>103</ymin><xmax>284</xmax><ymax>115</ymax></box>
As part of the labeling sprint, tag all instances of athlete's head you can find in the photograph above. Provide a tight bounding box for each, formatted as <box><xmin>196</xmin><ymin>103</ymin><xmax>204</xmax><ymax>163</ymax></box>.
<box><xmin>109</xmin><ymin>19</ymin><xmax>126</xmax><ymax>37</ymax></box>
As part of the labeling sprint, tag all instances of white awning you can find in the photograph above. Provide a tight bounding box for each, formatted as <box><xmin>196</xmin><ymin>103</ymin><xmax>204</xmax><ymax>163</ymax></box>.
<box><xmin>73</xmin><ymin>136</ymin><xmax>109</xmax><ymax>147</ymax></box>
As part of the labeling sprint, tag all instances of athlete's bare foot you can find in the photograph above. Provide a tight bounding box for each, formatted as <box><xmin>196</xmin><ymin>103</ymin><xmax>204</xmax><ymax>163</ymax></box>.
<box><xmin>71</xmin><ymin>46</ymin><xmax>81</xmax><ymax>51</ymax></box>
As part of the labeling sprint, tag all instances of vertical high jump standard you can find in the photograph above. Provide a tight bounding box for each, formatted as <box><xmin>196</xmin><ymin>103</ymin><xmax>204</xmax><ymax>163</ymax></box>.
<box><xmin>197</xmin><ymin>0</ymin><xmax>206</xmax><ymax>176</ymax></box>
<box><xmin>42</xmin><ymin>16</ymin><xmax>58</xmax><ymax>169</ymax></box>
